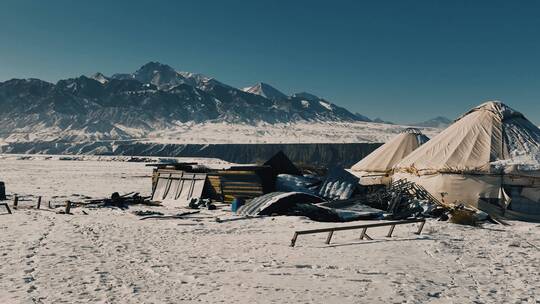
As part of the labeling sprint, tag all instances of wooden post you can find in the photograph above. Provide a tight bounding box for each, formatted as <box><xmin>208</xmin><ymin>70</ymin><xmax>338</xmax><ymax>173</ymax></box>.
<box><xmin>65</xmin><ymin>201</ymin><xmax>71</xmax><ymax>214</ymax></box>
<box><xmin>2</xmin><ymin>203</ymin><xmax>11</xmax><ymax>214</ymax></box>
<box><xmin>325</xmin><ymin>231</ymin><xmax>334</xmax><ymax>244</ymax></box>
<box><xmin>415</xmin><ymin>221</ymin><xmax>426</xmax><ymax>235</ymax></box>
<box><xmin>386</xmin><ymin>224</ymin><xmax>396</xmax><ymax>237</ymax></box>
<box><xmin>0</xmin><ymin>182</ymin><xmax>6</xmax><ymax>200</ymax></box>
<box><xmin>290</xmin><ymin>232</ymin><xmax>299</xmax><ymax>247</ymax></box>
<box><xmin>36</xmin><ymin>196</ymin><xmax>42</xmax><ymax>209</ymax></box>
<box><xmin>13</xmin><ymin>195</ymin><xmax>18</xmax><ymax>210</ymax></box>
<box><xmin>360</xmin><ymin>228</ymin><xmax>373</xmax><ymax>240</ymax></box>
<box><xmin>360</xmin><ymin>227</ymin><xmax>367</xmax><ymax>240</ymax></box>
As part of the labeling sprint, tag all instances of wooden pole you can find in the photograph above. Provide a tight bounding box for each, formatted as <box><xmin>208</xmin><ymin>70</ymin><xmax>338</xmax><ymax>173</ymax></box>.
<box><xmin>2</xmin><ymin>203</ymin><xmax>11</xmax><ymax>214</ymax></box>
<box><xmin>0</xmin><ymin>182</ymin><xmax>6</xmax><ymax>200</ymax></box>
<box><xmin>13</xmin><ymin>195</ymin><xmax>18</xmax><ymax>210</ymax></box>
<box><xmin>65</xmin><ymin>201</ymin><xmax>71</xmax><ymax>214</ymax></box>
<box><xmin>325</xmin><ymin>231</ymin><xmax>334</xmax><ymax>244</ymax></box>
<box><xmin>290</xmin><ymin>232</ymin><xmax>299</xmax><ymax>247</ymax></box>
<box><xmin>386</xmin><ymin>225</ymin><xmax>396</xmax><ymax>237</ymax></box>
<box><xmin>36</xmin><ymin>196</ymin><xmax>42</xmax><ymax>209</ymax></box>
<box><xmin>415</xmin><ymin>221</ymin><xmax>426</xmax><ymax>235</ymax></box>
<box><xmin>360</xmin><ymin>227</ymin><xmax>367</xmax><ymax>240</ymax></box>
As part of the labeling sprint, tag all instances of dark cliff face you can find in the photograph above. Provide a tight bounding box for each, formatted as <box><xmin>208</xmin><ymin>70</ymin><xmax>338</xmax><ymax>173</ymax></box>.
<box><xmin>0</xmin><ymin>141</ymin><xmax>381</xmax><ymax>168</ymax></box>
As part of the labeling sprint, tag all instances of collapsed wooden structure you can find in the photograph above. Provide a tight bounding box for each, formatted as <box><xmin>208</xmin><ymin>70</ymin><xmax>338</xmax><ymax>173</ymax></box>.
<box><xmin>150</xmin><ymin>163</ymin><xmax>275</xmax><ymax>206</ymax></box>
<box><xmin>149</xmin><ymin>151</ymin><xmax>304</xmax><ymax>207</ymax></box>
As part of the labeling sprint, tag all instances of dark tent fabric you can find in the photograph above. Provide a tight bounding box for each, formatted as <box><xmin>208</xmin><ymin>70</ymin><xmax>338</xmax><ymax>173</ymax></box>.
<box><xmin>237</xmin><ymin>192</ymin><xmax>324</xmax><ymax>216</ymax></box>
<box><xmin>263</xmin><ymin>151</ymin><xmax>302</xmax><ymax>176</ymax></box>
<box><xmin>318</xmin><ymin>199</ymin><xmax>384</xmax><ymax>220</ymax></box>
<box><xmin>236</xmin><ymin>192</ymin><xmax>381</xmax><ymax>222</ymax></box>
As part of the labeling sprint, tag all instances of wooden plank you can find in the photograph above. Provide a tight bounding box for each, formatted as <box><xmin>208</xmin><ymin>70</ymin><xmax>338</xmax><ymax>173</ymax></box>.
<box><xmin>221</xmin><ymin>185</ymin><xmax>263</xmax><ymax>191</ymax></box>
<box><xmin>217</xmin><ymin>171</ymin><xmax>261</xmax><ymax>175</ymax></box>
<box><xmin>220</xmin><ymin>181</ymin><xmax>263</xmax><ymax>185</ymax></box>
<box><xmin>290</xmin><ymin>219</ymin><xmax>426</xmax><ymax>247</ymax></box>
<box><xmin>1</xmin><ymin>203</ymin><xmax>11</xmax><ymax>214</ymax></box>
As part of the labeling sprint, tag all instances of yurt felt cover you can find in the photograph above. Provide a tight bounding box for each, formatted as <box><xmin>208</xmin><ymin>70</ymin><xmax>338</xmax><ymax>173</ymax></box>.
<box><xmin>392</xmin><ymin>101</ymin><xmax>540</xmax><ymax>221</ymax></box>
<box><xmin>351</xmin><ymin>128</ymin><xmax>429</xmax><ymax>174</ymax></box>
<box><xmin>394</xmin><ymin>101</ymin><xmax>540</xmax><ymax>177</ymax></box>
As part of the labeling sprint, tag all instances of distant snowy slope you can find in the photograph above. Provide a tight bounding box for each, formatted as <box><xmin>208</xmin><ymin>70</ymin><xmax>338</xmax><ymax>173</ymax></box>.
<box><xmin>412</xmin><ymin>116</ymin><xmax>452</xmax><ymax>128</ymax></box>
<box><xmin>144</xmin><ymin>121</ymin><xmax>442</xmax><ymax>144</ymax></box>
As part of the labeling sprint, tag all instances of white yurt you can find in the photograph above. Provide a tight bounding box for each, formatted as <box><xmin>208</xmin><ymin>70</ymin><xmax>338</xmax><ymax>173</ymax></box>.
<box><xmin>393</xmin><ymin>101</ymin><xmax>540</xmax><ymax>221</ymax></box>
<box><xmin>350</xmin><ymin>128</ymin><xmax>429</xmax><ymax>185</ymax></box>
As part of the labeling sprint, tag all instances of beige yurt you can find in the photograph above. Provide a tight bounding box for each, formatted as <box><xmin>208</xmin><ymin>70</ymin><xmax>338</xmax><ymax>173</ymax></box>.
<box><xmin>393</xmin><ymin>101</ymin><xmax>540</xmax><ymax>221</ymax></box>
<box><xmin>350</xmin><ymin>128</ymin><xmax>429</xmax><ymax>185</ymax></box>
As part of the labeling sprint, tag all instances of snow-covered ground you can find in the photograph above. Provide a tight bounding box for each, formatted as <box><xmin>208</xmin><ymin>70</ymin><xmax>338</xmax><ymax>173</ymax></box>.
<box><xmin>1</xmin><ymin>157</ymin><xmax>539</xmax><ymax>303</ymax></box>
<box><xmin>1</xmin><ymin>121</ymin><xmax>442</xmax><ymax>145</ymax></box>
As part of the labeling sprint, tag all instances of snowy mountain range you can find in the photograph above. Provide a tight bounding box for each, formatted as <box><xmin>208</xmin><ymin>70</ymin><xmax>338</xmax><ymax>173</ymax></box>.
<box><xmin>0</xmin><ymin>62</ymin><xmax>379</xmax><ymax>143</ymax></box>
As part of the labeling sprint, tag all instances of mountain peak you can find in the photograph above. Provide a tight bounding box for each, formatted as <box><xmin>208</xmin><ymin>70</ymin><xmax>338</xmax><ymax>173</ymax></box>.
<box><xmin>91</xmin><ymin>72</ymin><xmax>109</xmax><ymax>84</ymax></box>
<box><xmin>412</xmin><ymin>116</ymin><xmax>452</xmax><ymax>128</ymax></box>
<box><xmin>292</xmin><ymin>92</ymin><xmax>320</xmax><ymax>101</ymax></box>
<box><xmin>132</xmin><ymin>62</ymin><xmax>182</xmax><ymax>89</ymax></box>
<box><xmin>243</xmin><ymin>82</ymin><xmax>287</xmax><ymax>100</ymax></box>
<box><xmin>137</xmin><ymin>61</ymin><xmax>175</xmax><ymax>72</ymax></box>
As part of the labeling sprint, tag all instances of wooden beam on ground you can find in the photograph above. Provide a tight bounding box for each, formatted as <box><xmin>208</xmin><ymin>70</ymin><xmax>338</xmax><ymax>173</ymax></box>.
<box><xmin>290</xmin><ymin>218</ymin><xmax>426</xmax><ymax>247</ymax></box>
<box><xmin>1</xmin><ymin>203</ymin><xmax>11</xmax><ymax>214</ymax></box>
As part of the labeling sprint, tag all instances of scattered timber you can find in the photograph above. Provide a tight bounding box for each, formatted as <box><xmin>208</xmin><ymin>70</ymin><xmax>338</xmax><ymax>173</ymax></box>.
<box><xmin>84</xmin><ymin>192</ymin><xmax>159</xmax><ymax>209</ymax></box>
<box><xmin>139</xmin><ymin>211</ymin><xmax>201</xmax><ymax>220</ymax></box>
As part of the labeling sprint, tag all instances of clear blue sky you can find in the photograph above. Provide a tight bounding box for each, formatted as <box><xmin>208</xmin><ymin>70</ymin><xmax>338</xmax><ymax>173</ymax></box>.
<box><xmin>1</xmin><ymin>0</ymin><xmax>539</xmax><ymax>124</ymax></box>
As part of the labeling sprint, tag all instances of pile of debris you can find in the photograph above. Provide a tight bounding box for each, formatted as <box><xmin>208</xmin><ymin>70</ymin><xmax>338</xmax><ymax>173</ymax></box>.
<box><xmin>84</xmin><ymin>192</ymin><xmax>157</xmax><ymax>209</ymax></box>
<box><xmin>63</xmin><ymin>150</ymin><xmax>485</xmax><ymax>227</ymax></box>
<box><xmin>359</xmin><ymin>179</ymin><xmax>447</xmax><ymax>219</ymax></box>
<box><xmin>145</xmin><ymin>151</ymin><xmax>459</xmax><ymax>222</ymax></box>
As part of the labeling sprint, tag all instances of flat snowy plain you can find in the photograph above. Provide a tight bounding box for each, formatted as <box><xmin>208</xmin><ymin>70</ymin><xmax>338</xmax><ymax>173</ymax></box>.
<box><xmin>0</xmin><ymin>155</ymin><xmax>539</xmax><ymax>303</ymax></box>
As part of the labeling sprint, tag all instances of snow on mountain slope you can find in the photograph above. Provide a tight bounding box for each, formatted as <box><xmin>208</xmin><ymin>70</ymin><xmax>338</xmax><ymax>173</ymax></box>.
<box><xmin>0</xmin><ymin>62</ymin><xmax>399</xmax><ymax>148</ymax></box>
<box><xmin>243</xmin><ymin>82</ymin><xmax>288</xmax><ymax>100</ymax></box>
<box><xmin>91</xmin><ymin>72</ymin><xmax>109</xmax><ymax>84</ymax></box>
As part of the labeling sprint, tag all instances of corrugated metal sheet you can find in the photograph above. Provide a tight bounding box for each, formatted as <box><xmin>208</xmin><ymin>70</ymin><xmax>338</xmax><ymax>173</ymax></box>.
<box><xmin>237</xmin><ymin>192</ymin><xmax>323</xmax><ymax>216</ymax></box>
<box><xmin>151</xmin><ymin>171</ymin><xmax>207</xmax><ymax>207</ymax></box>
